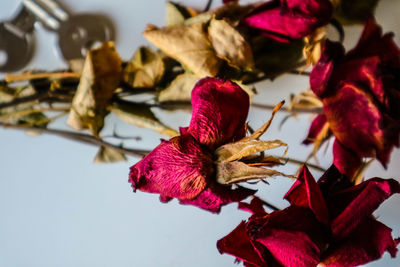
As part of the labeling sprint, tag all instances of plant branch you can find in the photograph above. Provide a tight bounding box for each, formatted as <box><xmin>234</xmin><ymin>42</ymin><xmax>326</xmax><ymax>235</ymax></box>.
<box><xmin>5</xmin><ymin>72</ymin><xmax>80</xmax><ymax>83</ymax></box>
<box><xmin>251</xmin><ymin>102</ymin><xmax>323</xmax><ymax>114</ymax></box>
<box><xmin>280</xmin><ymin>156</ymin><xmax>326</xmax><ymax>173</ymax></box>
<box><xmin>0</xmin><ymin>122</ymin><xmax>150</xmax><ymax>158</ymax></box>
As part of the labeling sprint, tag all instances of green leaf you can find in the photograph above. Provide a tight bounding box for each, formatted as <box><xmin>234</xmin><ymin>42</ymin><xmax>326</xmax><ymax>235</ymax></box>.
<box><xmin>67</xmin><ymin>41</ymin><xmax>122</xmax><ymax>136</ymax></box>
<box><xmin>123</xmin><ymin>46</ymin><xmax>165</xmax><ymax>88</ymax></box>
<box><xmin>111</xmin><ymin>101</ymin><xmax>179</xmax><ymax>137</ymax></box>
<box><xmin>94</xmin><ymin>146</ymin><xmax>127</xmax><ymax>163</ymax></box>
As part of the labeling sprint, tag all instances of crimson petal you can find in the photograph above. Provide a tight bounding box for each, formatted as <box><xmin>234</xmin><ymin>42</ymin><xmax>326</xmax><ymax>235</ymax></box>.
<box><xmin>321</xmin><ymin>218</ymin><xmax>399</xmax><ymax>267</ymax></box>
<box><xmin>129</xmin><ymin>134</ymin><xmax>213</xmax><ymax>200</ymax></box>
<box><xmin>330</xmin><ymin>178</ymin><xmax>400</xmax><ymax>240</ymax></box>
<box><xmin>185</xmin><ymin>77</ymin><xmax>249</xmax><ymax>149</ymax></box>
<box><xmin>179</xmin><ymin>183</ymin><xmax>255</xmax><ymax>213</ymax></box>
<box><xmin>241</xmin><ymin>0</ymin><xmax>333</xmax><ymax>42</ymax></box>
<box><xmin>284</xmin><ymin>166</ymin><xmax>330</xmax><ymax>225</ymax></box>
<box><xmin>217</xmin><ymin>221</ymin><xmax>268</xmax><ymax>267</ymax></box>
<box><xmin>303</xmin><ymin>114</ymin><xmax>328</xmax><ymax>145</ymax></box>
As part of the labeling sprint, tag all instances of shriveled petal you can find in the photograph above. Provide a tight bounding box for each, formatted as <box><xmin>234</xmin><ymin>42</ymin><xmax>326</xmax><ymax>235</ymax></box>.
<box><xmin>321</xmin><ymin>218</ymin><xmax>399</xmax><ymax>267</ymax></box>
<box><xmin>241</xmin><ymin>0</ymin><xmax>333</xmax><ymax>42</ymax></box>
<box><xmin>254</xmin><ymin>207</ymin><xmax>326</xmax><ymax>267</ymax></box>
<box><xmin>310</xmin><ymin>40</ymin><xmax>345</xmax><ymax>98</ymax></box>
<box><xmin>179</xmin><ymin>183</ymin><xmax>255</xmax><ymax>213</ymax></box>
<box><xmin>303</xmin><ymin>114</ymin><xmax>328</xmax><ymax>144</ymax></box>
<box><xmin>256</xmin><ymin>228</ymin><xmax>320</xmax><ymax>267</ymax></box>
<box><xmin>217</xmin><ymin>221</ymin><xmax>268</xmax><ymax>267</ymax></box>
<box><xmin>346</xmin><ymin>17</ymin><xmax>400</xmax><ymax>67</ymax></box>
<box><xmin>329</xmin><ymin>178</ymin><xmax>400</xmax><ymax>240</ymax></box>
<box><xmin>186</xmin><ymin>77</ymin><xmax>250</xmax><ymax>149</ymax></box>
<box><xmin>332</xmin><ymin>139</ymin><xmax>362</xmax><ymax>179</ymax></box>
<box><xmin>284</xmin><ymin>166</ymin><xmax>330</xmax><ymax>225</ymax></box>
<box><xmin>323</xmin><ymin>82</ymin><xmax>387</xmax><ymax>164</ymax></box>
<box><xmin>238</xmin><ymin>197</ymin><xmax>267</xmax><ymax>215</ymax></box>
<box><xmin>129</xmin><ymin>134</ymin><xmax>213</xmax><ymax>200</ymax></box>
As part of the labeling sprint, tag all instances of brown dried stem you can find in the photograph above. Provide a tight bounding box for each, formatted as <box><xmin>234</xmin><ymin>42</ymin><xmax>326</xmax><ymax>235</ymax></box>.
<box><xmin>0</xmin><ymin>122</ymin><xmax>150</xmax><ymax>158</ymax></box>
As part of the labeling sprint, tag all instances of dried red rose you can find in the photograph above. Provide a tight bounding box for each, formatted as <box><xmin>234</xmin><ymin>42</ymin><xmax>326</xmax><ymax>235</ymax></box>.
<box><xmin>129</xmin><ymin>77</ymin><xmax>255</xmax><ymax>213</ymax></box>
<box><xmin>240</xmin><ymin>0</ymin><xmax>333</xmax><ymax>43</ymax></box>
<box><xmin>217</xmin><ymin>165</ymin><xmax>400</xmax><ymax>266</ymax></box>
<box><xmin>305</xmin><ymin>18</ymin><xmax>400</xmax><ymax>178</ymax></box>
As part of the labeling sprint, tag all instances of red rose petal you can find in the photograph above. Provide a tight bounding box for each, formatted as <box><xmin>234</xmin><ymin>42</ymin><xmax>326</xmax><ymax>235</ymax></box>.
<box><xmin>186</xmin><ymin>77</ymin><xmax>249</xmax><ymax>149</ymax></box>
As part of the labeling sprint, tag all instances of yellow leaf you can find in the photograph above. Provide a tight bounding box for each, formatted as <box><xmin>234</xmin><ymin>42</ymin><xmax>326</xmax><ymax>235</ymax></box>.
<box><xmin>143</xmin><ymin>23</ymin><xmax>221</xmax><ymax>77</ymax></box>
<box><xmin>67</xmin><ymin>41</ymin><xmax>122</xmax><ymax>136</ymax></box>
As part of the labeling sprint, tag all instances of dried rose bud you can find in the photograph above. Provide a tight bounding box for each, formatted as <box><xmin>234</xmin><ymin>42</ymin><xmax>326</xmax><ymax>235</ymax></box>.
<box><xmin>218</xmin><ymin>165</ymin><xmax>400</xmax><ymax>266</ymax></box>
<box><xmin>305</xmin><ymin>18</ymin><xmax>400</xmax><ymax>178</ymax></box>
<box><xmin>129</xmin><ymin>77</ymin><xmax>289</xmax><ymax>213</ymax></box>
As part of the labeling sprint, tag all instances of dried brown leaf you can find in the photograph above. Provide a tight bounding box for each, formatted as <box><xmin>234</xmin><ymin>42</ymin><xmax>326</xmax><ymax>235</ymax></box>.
<box><xmin>123</xmin><ymin>46</ymin><xmax>165</xmax><ymax>88</ymax></box>
<box><xmin>158</xmin><ymin>73</ymin><xmax>199</xmax><ymax>103</ymax></box>
<box><xmin>111</xmin><ymin>102</ymin><xmax>179</xmax><ymax>137</ymax></box>
<box><xmin>94</xmin><ymin>146</ymin><xmax>127</xmax><ymax>163</ymax></box>
<box><xmin>67</xmin><ymin>41</ymin><xmax>122</xmax><ymax>136</ymax></box>
<box><xmin>208</xmin><ymin>18</ymin><xmax>254</xmax><ymax>70</ymax></box>
<box><xmin>166</xmin><ymin>2</ymin><xmax>195</xmax><ymax>26</ymax></box>
<box><xmin>216</xmin><ymin>161</ymin><xmax>287</xmax><ymax>185</ymax></box>
<box><xmin>215</xmin><ymin>139</ymin><xmax>288</xmax><ymax>163</ymax></box>
<box><xmin>143</xmin><ymin>23</ymin><xmax>221</xmax><ymax>77</ymax></box>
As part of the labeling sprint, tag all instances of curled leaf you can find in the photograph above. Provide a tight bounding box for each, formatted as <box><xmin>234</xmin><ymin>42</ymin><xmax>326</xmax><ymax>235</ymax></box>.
<box><xmin>166</xmin><ymin>2</ymin><xmax>195</xmax><ymax>26</ymax></box>
<box><xmin>215</xmin><ymin>139</ymin><xmax>288</xmax><ymax>163</ymax></box>
<box><xmin>67</xmin><ymin>41</ymin><xmax>122</xmax><ymax>135</ymax></box>
<box><xmin>123</xmin><ymin>46</ymin><xmax>165</xmax><ymax>88</ymax></box>
<box><xmin>208</xmin><ymin>18</ymin><xmax>254</xmax><ymax>70</ymax></box>
<box><xmin>216</xmin><ymin>161</ymin><xmax>287</xmax><ymax>185</ymax></box>
<box><xmin>143</xmin><ymin>23</ymin><xmax>221</xmax><ymax>77</ymax></box>
<box><xmin>94</xmin><ymin>146</ymin><xmax>127</xmax><ymax>163</ymax></box>
<box><xmin>158</xmin><ymin>73</ymin><xmax>199</xmax><ymax>103</ymax></box>
<box><xmin>111</xmin><ymin>101</ymin><xmax>179</xmax><ymax>137</ymax></box>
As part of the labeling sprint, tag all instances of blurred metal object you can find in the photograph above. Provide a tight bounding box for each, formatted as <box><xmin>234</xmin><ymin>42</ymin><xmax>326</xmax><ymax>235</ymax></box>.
<box><xmin>0</xmin><ymin>0</ymin><xmax>115</xmax><ymax>72</ymax></box>
<box><xmin>0</xmin><ymin>7</ymin><xmax>36</xmax><ymax>72</ymax></box>
<box><xmin>23</xmin><ymin>0</ymin><xmax>115</xmax><ymax>61</ymax></box>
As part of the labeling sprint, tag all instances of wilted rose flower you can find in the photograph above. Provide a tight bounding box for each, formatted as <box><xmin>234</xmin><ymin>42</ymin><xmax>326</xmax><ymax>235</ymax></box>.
<box><xmin>305</xmin><ymin>18</ymin><xmax>400</xmax><ymax>178</ymax></box>
<box><xmin>240</xmin><ymin>0</ymin><xmax>333</xmax><ymax>43</ymax></box>
<box><xmin>129</xmin><ymin>77</ymin><xmax>288</xmax><ymax>213</ymax></box>
<box><xmin>217</xmin><ymin>165</ymin><xmax>400</xmax><ymax>266</ymax></box>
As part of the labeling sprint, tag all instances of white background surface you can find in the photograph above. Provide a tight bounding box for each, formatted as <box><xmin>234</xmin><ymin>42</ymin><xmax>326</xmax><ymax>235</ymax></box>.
<box><xmin>0</xmin><ymin>0</ymin><xmax>399</xmax><ymax>266</ymax></box>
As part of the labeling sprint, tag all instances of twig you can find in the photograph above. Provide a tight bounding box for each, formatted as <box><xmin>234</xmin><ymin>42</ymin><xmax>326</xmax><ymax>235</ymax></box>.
<box><xmin>289</xmin><ymin>70</ymin><xmax>311</xmax><ymax>76</ymax></box>
<box><xmin>329</xmin><ymin>18</ymin><xmax>345</xmax><ymax>43</ymax></box>
<box><xmin>204</xmin><ymin>0</ymin><xmax>213</xmax><ymax>12</ymax></box>
<box><xmin>0</xmin><ymin>122</ymin><xmax>150</xmax><ymax>157</ymax></box>
<box><xmin>251</xmin><ymin>102</ymin><xmax>322</xmax><ymax>114</ymax></box>
<box><xmin>0</xmin><ymin>92</ymin><xmax>45</xmax><ymax>109</ymax></box>
<box><xmin>280</xmin><ymin>156</ymin><xmax>326</xmax><ymax>173</ymax></box>
<box><xmin>5</xmin><ymin>72</ymin><xmax>80</xmax><ymax>83</ymax></box>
